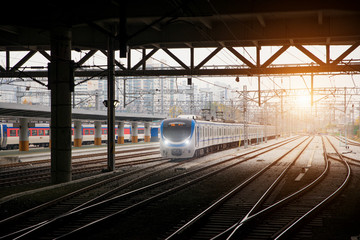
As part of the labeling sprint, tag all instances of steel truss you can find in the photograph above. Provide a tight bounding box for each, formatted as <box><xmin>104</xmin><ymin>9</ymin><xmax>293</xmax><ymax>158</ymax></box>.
<box><xmin>0</xmin><ymin>42</ymin><xmax>360</xmax><ymax>81</ymax></box>
<box><xmin>237</xmin><ymin>87</ymin><xmax>360</xmax><ymax>106</ymax></box>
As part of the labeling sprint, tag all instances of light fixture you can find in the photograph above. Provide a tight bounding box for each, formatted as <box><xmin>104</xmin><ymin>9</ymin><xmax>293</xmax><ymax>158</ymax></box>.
<box><xmin>103</xmin><ymin>100</ymin><xmax>120</xmax><ymax>108</ymax></box>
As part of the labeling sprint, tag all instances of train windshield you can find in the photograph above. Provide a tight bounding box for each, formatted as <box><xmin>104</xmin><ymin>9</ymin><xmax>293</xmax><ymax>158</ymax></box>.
<box><xmin>162</xmin><ymin>119</ymin><xmax>192</xmax><ymax>142</ymax></box>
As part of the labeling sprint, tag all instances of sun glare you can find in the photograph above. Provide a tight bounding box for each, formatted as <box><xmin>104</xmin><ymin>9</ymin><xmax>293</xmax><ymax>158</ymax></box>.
<box><xmin>295</xmin><ymin>95</ymin><xmax>311</xmax><ymax>107</ymax></box>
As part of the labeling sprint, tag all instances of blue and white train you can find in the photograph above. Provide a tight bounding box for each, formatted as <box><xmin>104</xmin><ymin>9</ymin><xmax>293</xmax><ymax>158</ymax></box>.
<box><xmin>160</xmin><ymin>115</ymin><xmax>276</xmax><ymax>159</ymax></box>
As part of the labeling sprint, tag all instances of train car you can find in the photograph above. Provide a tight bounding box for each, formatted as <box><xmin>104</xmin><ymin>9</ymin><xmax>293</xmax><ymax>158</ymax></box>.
<box><xmin>160</xmin><ymin>116</ymin><xmax>277</xmax><ymax>159</ymax></box>
<box><xmin>0</xmin><ymin>123</ymin><xmax>159</xmax><ymax>150</ymax></box>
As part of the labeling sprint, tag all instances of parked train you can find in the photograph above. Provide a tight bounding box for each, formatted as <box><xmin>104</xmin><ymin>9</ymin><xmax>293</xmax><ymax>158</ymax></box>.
<box><xmin>160</xmin><ymin>116</ymin><xmax>276</xmax><ymax>159</ymax></box>
<box><xmin>0</xmin><ymin>123</ymin><xmax>159</xmax><ymax>150</ymax></box>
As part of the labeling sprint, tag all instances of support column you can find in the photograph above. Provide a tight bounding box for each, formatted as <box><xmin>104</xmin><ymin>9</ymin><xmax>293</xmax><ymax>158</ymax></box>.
<box><xmin>107</xmin><ymin>36</ymin><xmax>116</xmax><ymax>171</ymax></box>
<box><xmin>50</xmin><ymin>26</ymin><xmax>72</xmax><ymax>184</ymax></box>
<box><xmin>118</xmin><ymin>122</ymin><xmax>125</xmax><ymax>144</ymax></box>
<box><xmin>144</xmin><ymin>122</ymin><xmax>150</xmax><ymax>142</ymax></box>
<box><xmin>74</xmin><ymin>120</ymin><xmax>82</xmax><ymax>147</ymax></box>
<box><xmin>257</xmin><ymin>46</ymin><xmax>261</xmax><ymax>107</ymax></box>
<box><xmin>94</xmin><ymin>121</ymin><xmax>102</xmax><ymax>145</ymax></box>
<box><xmin>131</xmin><ymin>122</ymin><xmax>138</xmax><ymax>143</ymax></box>
<box><xmin>19</xmin><ymin>118</ymin><xmax>29</xmax><ymax>151</ymax></box>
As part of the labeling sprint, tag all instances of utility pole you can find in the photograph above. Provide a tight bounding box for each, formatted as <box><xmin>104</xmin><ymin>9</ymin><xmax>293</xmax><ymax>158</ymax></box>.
<box><xmin>264</xmin><ymin>103</ymin><xmax>268</xmax><ymax>143</ymax></box>
<box><xmin>281</xmin><ymin>91</ymin><xmax>284</xmax><ymax>137</ymax></box>
<box><xmin>358</xmin><ymin>101</ymin><xmax>360</xmax><ymax>138</ymax></box>
<box><xmin>161</xmin><ymin>78</ymin><xmax>164</xmax><ymax>114</ymax></box>
<box><xmin>275</xmin><ymin>104</ymin><xmax>278</xmax><ymax>139</ymax></box>
<box><xmin>344</xmin><ymin>87</ymin><xmax>348</xmax><ymax>148</ymax></box>
<box><xmin>243</xmin><ymin>85</ymin><xmax>248</xmax><ymax>148</ymax></box>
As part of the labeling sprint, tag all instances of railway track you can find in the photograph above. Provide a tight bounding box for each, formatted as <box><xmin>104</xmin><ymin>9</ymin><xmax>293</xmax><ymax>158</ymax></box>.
<box><xmin>165</xmin><ymin>135</ymin><xmax>351</xmax><ymax>240</ymax></box>
<box><xmin>0</xmin><ymin>146</ymin><xmax>160</xmax><ymax>169</ymax></box>
<box><xmin>0</xmin><ymin>137</ymin><xmax>302</xmax><ymax>239</ymax></box>
<box><xmin>0</xmin><ymin>148</ymin><xmax>161</xmax><ymax>188</ymax></box>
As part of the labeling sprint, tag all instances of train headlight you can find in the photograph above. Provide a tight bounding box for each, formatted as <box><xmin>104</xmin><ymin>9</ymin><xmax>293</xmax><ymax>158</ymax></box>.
<box><xmin>184</xmin><ymin>139</ymin><xmax>190</xmax><ymax>145</ymax></box>
<box><xmin>164</xmin><ymin>139</ymin><xmax>169</xmax><ymax>145</ymax></box>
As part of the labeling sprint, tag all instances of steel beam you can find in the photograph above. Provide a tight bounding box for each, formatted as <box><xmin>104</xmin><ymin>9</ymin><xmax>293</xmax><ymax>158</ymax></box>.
<box><xmin>100</xmin><ymin>49</ymin><xmax>127</xmax><ymax>70</ymax></box>
<box><xmin>77</xmin><ymin>49</ymin><xmax>97</xmax><ymax>66</ymax></box>
<box><xmin>131</xmin><ymin>48</ymin><xmax>158</xmax><ymax>70</ymax></box>
<box><xmin>195</xmin><ymin>47</ymin><xmax>222</xmax><ymax>69</ymax></box>
<box><xmin>1</xmin><ymin>63</ymin><xmax>360</xmax><ymax>79</ymax></box>
<box><xmin>261</xmin><ymin>45</ymin><xmax>289</xmax><ymax>68</ymax></box>
<box><xmin>39</xmin><ymin>50</ymin><xmax>51</xmax><ymax>61</ymax></box>
<box><xmin>295</xmin><ymin>45</ymin><xmax>325</xmax><ymax>66</ymax></box>
<box><xmin>10</xmin><ymin>50</ymin><xmax>36</xmax><ymax>71</ymax></box>
<box><xmin>226</xmin><ymin>47</ymin><xmax>256</xmax><ymax>68</ymax></box>
<box><xmin>162</xmin><ymin>48</ymin><xmax>189</xmax><ymax>69</ymax></box>
<box><xmin>331</xmin><ymin>41</ymin><xmax>360</xmax><ymax>65</ymax></box>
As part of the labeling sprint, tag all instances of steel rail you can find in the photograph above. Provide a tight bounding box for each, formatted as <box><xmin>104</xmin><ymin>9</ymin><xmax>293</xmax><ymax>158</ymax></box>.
<box><xmin>0</xmin><ymin>146</ymin><xmax>159</xmax><ymax>169</ymax></box>
<box><xmin>0</xmin><ymin>157</ymin><xmax>169</xmax><ymax>224</ymax></box>
<box><xmin>225</xmin><ymin>136</ymin><xmax>314</xmax><ymax>239</ymax></box>
<box><xmin>165</xmin><ymin>136</ymin><xmax>310</xmax><ymax>240</ymax></box>
<box><xmin>16</xmin><ymin>137</ymin><xmax>302</xmax><ymax>239</ymax></box>
<box><xmin>0</xmin><ymin>158</ymin><xmax>175</xmax><ymax>239</ymax></box>
<box><xmin>0</xmin><ymin>151</ymin><xmax>162</xmax><ymax>187</ymax></box>
<box><xmin>271</xmin><ymin>136</ymin><xmax>351</xmax><ymax>239</ymax></box>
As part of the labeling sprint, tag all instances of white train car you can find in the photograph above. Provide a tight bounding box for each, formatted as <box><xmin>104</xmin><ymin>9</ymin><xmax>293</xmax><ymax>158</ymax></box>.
<box><xmin>160</xmin><ymin>116</ymin><xmax>276</xmax><ymax>159</ymax></box>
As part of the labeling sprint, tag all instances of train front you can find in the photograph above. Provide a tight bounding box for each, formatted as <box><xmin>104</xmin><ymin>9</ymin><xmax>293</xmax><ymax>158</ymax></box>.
<box><xmin>160</xmin><ymin>118</ymin><xmax>196</xmax><ymax>159</ymax></box>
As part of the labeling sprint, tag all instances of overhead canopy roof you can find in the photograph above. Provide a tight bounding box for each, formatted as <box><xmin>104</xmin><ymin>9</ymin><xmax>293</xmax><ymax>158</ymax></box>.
<box><xmin>0</xmin><ymin>103</ymin><xmax>165</xmax><ymax>122</ymax></box>
<box><xmin>1</xmin><ymin>0</ymin><xmax>360</xmax><ymax>51</ymax></box>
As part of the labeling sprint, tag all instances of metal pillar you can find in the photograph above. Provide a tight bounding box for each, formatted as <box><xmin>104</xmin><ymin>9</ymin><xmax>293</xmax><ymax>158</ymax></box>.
<box><xmin>50</xmin><ymin>26</ymin><xmax>72</xmax><ymax>184</ymax></box>
<box><xmin>19</xmin><ymin>118</ymin><xmax>29</xmax><ymax>151</ymax></box>
<box><xmin>107</xmin><ymin>36</ymin><xmax>116</xmax><ymax>171</ymax></box>
<box><xmin>257</xmin><ymin>46</ymin><xmax>261</xmax><ymax>107</ymax></box>
<box><xmin>275</xmin><ymin>105</ymin><xmax>279</xmax><ymax>140</ymax></box>
<box><xmin>94</xmin><ymin>121</ymin><xmax>102</xmax><ymax>145</ymax></box>
<box><xmin>344</xmin><ymin>87</ymin><xmax>348</xmax><ymax>148</ymax></box>
<box><xmin>264</xmin><ymin>104</ymin><xmax>268</xmax><ymax>143</ymax></box>
<box><xmin>243</xmin><ymin>85</ymin><xmax>248</xmax><ymax>149</ymax></box>
<box><xmin>118</xmin><ymin>122</ymin><xmax>125</xmax><ymax>144</ymax></box>
<box><xmin>144</xmin><ymin>122</ymin><xmax>150</xmax><ymax>142</ymax></box>
<box><xmin>281</xmin><ymin>92</ymin><xmax>284</xmax><ymax>137</ymax></box>
<box><xmin>74</xmin><ymin>120</ymin><xmax>82</xmax><ymax>147</ymax></box>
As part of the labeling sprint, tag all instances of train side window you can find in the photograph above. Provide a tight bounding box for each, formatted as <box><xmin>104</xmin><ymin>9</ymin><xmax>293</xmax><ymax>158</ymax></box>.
<box><xmin>9</xmin><ymin>130</ymin><xmax>16</xmax><ymax>136</ymax></box>
<box><xmin>45</xmin><ymin>130</ymin><xmax>50</xmax><ymax>136</ymax></box>
<box><xmin>138</xmin><ymin>129</ymin><xmax>144</xmax><ymax>134</ymax></box>
<box><xmin>89</xmin><ymin>129</ymin><xmax>94</xmax><ymax>135</ymax></box>
<box><xmin>39</xmin><ymin>130</ymin><xmax>44</xmax><ymax>136</ymax></box>
<box><xmin>85</xmin><ymin>129</ymin><xmax>90</xmax><ymax>135</ymax></box>
<box><xmin>31</xmin><ymin>130</ymin><xmax>38</xmax><ymax>136</ymax></box>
